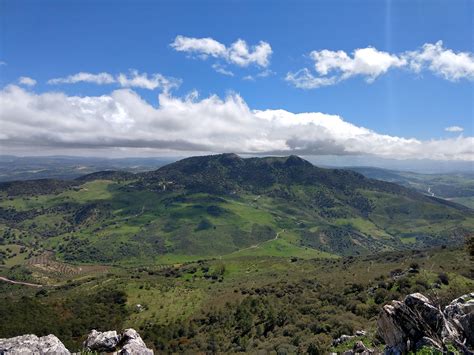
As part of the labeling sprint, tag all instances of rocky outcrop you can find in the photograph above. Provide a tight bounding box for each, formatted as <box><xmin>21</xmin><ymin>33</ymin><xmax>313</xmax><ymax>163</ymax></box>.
<box><xmin>0</xmin><ymin>328</ymin><xmax>152</xmax><ymax>354</ymax></box>
<box><xmin>83</xmin><ymin>329</ymin><xmax>121</xmax><ymax>352</ymax></box>
<box><xmin>120</xmin><ymin>328</ymin><xmax>153</xmax><ymax>355</ymax></box>
<box><xmin>444</xmin><ymin>292</ymin><xmax>474</xmax><ymax>347</ymax></box>
<box><xmin>377</xmin><ymin>292</ymin><xmax>474</xmax><ymax>354</ymax></box>
<box><xmin>83</xmin><ymin>328</ymin><xmax>153</xmax><ymax>354</ymax></box>
<box><xmin>0</xmin><ymin>334</ymin><xmax>70</xmax><ymax>354</ymax></box>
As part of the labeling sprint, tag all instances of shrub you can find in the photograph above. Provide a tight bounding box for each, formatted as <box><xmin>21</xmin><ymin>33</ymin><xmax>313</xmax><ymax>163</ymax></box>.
<box><xmin>438</xmin><ymin>273</ymin><xmax>449</xmax><ymax>285</ymax></box>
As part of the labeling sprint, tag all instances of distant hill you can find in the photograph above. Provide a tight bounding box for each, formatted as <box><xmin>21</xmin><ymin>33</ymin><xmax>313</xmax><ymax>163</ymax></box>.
<box><xmin>0</xmin><ymin>155</ymin><xmax>174</xmax><ymax>182</ymax></box>
<box><xmin>0</xmin><ymin>154</ymin><xmax>472</xmax><ymax>264</ymax></box>
<box><xmin>346</xmin><ymin>166</ymin><xmax>474</xmax><ymax>209</ymax></box>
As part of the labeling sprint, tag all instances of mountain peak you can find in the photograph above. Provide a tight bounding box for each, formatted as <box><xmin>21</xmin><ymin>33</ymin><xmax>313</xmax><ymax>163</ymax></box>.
<box><xmin>284</xmin><ymin>155</ymin><xmax>310</xmax><ymax>166</ymax></box>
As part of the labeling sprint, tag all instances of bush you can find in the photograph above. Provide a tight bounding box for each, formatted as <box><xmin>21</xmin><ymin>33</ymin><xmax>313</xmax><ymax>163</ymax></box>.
<box><xmin>438</xmin><ymin>273</ymin><xmax>449</xmax><ymax>285</ymax></box>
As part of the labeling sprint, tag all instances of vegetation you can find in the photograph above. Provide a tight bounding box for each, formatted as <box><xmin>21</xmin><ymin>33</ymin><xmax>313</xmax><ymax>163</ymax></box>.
<box><xmin>349</xmin><ymin>166</ymin><xmax>474</xmax><ymax>209</ymax></box>
<box><xmin>0</xmin><ymin>154</ymin><xmax>471</xmax><ymax>265</ymax></box>
<box><xmin>0</xmin><ymin>247</ymin><xmax>471</xmax><ymax>352</ymax></box>
<box><xmin>0</xmin><ymin>154</ymin><xmax>472</xmax><ymax>353</ymax></box>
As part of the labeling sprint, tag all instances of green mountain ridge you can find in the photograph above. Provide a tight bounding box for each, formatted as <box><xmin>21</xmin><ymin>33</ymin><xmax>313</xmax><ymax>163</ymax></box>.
<box><xmin>0</xmin><ymin>154</ymin><xmax>472</xmax><ymax>265</ymax></box>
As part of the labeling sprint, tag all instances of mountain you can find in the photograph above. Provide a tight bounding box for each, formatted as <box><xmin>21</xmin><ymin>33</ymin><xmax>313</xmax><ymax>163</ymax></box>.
<box><xmin>0</xmin><ymin>154</ymin><xmax>472</xmax><ymax>264</ymax></box>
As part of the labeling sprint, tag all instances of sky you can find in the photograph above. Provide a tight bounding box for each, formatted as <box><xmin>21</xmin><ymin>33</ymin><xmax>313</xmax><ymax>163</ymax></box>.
<box><xmin>0</xmin><ymin>0</ymin><xmax>473</xmax><ymax>168</ymax></box>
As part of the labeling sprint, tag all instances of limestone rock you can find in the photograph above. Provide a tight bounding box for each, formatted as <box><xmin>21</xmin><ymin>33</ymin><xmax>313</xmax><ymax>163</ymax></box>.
<box><xmin>119</xmin><ymin>328</ymin><xmax>153</xmax><ymax>355</ymax></box>
<box><xmin>377</xmin><ymin>292</ymin><xmax>474</xmax><ymax>354</ymax></box>
<box><xmin>443</xmin><ymin>292</ymin><xmax>474</xmax><ymax>347</ymax></box>
<box><xmin>0</xmin><ymin>334</ymin><xmax>70</xmax><ymax>354</ymax></box>
<box><xmin>353</xmin><ymin>340</ymin><xmax>370</xmax><ymax>353</ymax></box>
<box><xmin>341</xmin><ymin>340</ymin><xmax>373</xmax><ymax>355</ymax></box>
<box><xmin>82</xmin><ymin>328</ymin><xmax>152</xmax><ymax>354</ymax></box>
<box><xmin>333</xmin><ymin>334</ymin><xmax>355</xmax><ymax>346</ymax></box>
<box><xmin>83</xmin><ymin>329</ymin><xmax>121</xmax><ymax>352</ymax></box>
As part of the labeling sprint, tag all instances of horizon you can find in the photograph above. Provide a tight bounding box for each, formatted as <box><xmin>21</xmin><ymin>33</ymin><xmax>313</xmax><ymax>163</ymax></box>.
<box><xmin>0</xmin><ymin>0</ymin><xmax>473</xmax><ymax>163</ymax></box>
<box><xmin>1</xmin><ymin>152</ymin><xmax>473</xmax><ymax>174</ymax></box>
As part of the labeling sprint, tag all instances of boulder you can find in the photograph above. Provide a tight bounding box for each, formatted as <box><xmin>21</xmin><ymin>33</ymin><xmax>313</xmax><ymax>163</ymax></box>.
<box><xmin>0</xmin><ymin>334</ymin><xmax>70</xmax><ymax>354</ymax></box>
<box><xmin>83</xmin><ymin>328</ymin><xmax>152</xmax><ymax>354</ymax></box>
<box><xmin>83</xmin><ymin>329</ymin><xmax>121</xmax><ymax>352</ymax></box>
<box><xmin>377</xmin><ymin>292</ymin><xmax>474</xmax><ymax>354</ymax></box>
<box><xmin>119</xmin><ymin>328</ymin><xmax>153</xmax><ymax>355</ymax></box>
<box><xmin>443</xmin><ymin>292</ymin><xmax>474</xmax><ymax>347</ymax></box>
<box><xmin>333</xmin><ymin>334</ymin><xmax>355</xmax><ymax>346</ymax></box>
<box><xmin>353</xmin><ymin>340</ymin><xmax>370</xmax><ymax>353</ymax></box>
<box><xmin>341</xmin><ymin>340</ymin><xmax>373</xmax><ymax>355</ymax></box>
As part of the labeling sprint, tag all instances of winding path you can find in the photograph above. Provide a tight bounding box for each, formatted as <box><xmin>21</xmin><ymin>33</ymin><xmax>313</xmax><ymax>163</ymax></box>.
<box><xmin>229</xmin><ymin>229</ymin><xmax>285</xmax><ymax>254</ymax></box>
<box><xmin>0</xmin><ymin>276</ymin><xmax>43</xmax><ymax>288</ymax></box>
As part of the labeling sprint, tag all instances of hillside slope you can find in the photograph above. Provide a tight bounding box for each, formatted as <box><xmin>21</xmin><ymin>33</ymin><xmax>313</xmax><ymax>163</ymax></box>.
<box><xmin>0</xmin><ymin>154</ymin><xmax>472</xmax><ymax>264</ymax></box>
<box><xmin>347</xmin><ymin>166</ymin><xmax>474</xmax><ymax>209</ymax></box>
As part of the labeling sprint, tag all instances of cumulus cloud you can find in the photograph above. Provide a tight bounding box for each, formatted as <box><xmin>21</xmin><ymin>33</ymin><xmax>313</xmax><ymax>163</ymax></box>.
<box><xmin>171</xmin><ymin>35</ymin><xmax>272</xmax><ymax>68</ymax></box>
<box><xmin>48</xmin><ymin>70</ymin><xmax>180</xmax><ymax>92</ymax></box>
<box><xmin>18</xmin><ymin>76</ymin><xmax>37</xmax><ymax>87</ymax></box>
<box><xmin>445</xmin><ymin>126</ymin><xmax>464</xmax><ymax>133</ymax></box>
<box><xmin>171</xmin><ymin>36</ymin><xmax>227</xmax><ymax>58</ymax></box>
<box><xmin>0</xmin><ymin>85</ymin><xmax>471</xmax><ymax>161</ymax></box>
<box><xmin>405</xmin><ymin>41</ymin><xmax>474</xmax><ymax>81</ymax></box>
<box><xmin>287</xmin><ymin>41</ymin><xmax>474</xmax><ymax>89</ymax></box>
<box><xmin>312</xmin><ymin>47</ymin><xmax>407</xmax><ymax>81</ymax></box>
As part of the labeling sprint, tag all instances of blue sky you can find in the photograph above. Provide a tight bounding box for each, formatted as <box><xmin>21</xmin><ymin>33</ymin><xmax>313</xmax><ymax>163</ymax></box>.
<box><xmin>0</xmin><ymin>0</ymin><xmax>473</xmax><ymax>163</ymax></box>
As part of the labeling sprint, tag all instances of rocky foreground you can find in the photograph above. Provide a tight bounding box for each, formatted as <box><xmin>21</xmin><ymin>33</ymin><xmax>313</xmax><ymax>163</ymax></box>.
<box><xmin>0</xmin><ymin>328</ymin><xmax>152</xmax><ymax>354</ymax></box>
<box><xmin>378</xmin><ymin>292</ymin><xmax>473</xmax><ymax>354</ymax></box>
<box><xmin>0</xmin><ymin>292</ymin><xmax>472</xmax><ymax>354</ymax></box>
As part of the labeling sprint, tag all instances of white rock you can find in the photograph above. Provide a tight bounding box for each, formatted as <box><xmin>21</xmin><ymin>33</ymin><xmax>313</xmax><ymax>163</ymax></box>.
<box><xmin>83</xmin><ymin>329</ymin><xmax>121</xmax><ymax>352</ymax></box>
<box><xmin>0</xmin><ymin>334</ymin><xmax>70</xmax><ymax>354</ymax></box>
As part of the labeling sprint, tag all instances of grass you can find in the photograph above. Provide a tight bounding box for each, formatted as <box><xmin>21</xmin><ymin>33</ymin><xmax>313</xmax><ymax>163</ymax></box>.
<box><xmin>400</xmin><ymin>236</ymin><xmax>417</xmax><ymax>244</ymax></box>
<box><xmin>224</xmin><ymin>231</ymin><xmax>338</xmax><ymax>259</ymax></box>
<box><xmin>0</xmin><ymin>244</ymin><xmax>30</xmax><ymax>267</ymax></box>
<box><xmin>334</xmin><ymin>217</ymin><xmax>392</xmax><ymax>239</ymax></box>
<box><xmin>450</xmin><ymin>197</ymin><xmax>474</xmax><ymax>209</ymax></box>
<box><xmin>124</xmin><ymin>282</ymin><xmax>205</xmax><ymax>326</ymax></box>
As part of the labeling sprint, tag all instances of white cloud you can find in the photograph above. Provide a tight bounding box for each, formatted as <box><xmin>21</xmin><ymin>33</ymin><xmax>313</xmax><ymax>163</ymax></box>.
<box><xmin>227</xmin><ymin>39</ymin><xmax>272</xmax><ymax>68</ymax></box>
<box><xmin>212</xmin><ymin>64</ymin><xmax>234</xmax><ymax>76</ymax></box>
<box><xmin>0</xmin><ymin>85</ymin><xmax>472</xmax><ymax>161</ymax></box>
<box><xmin>48</xmin><ymin>72</ymin><xmax>115</xmax><ymax>85</ymax></box>
<box><xmin>116</xmin><ymin>70</ymin><xmax>180</xmax><ymax>91</ymax></box>
<box><xmin>0</xmin><ymin>61</ymin><xmax>6</xmax><ymax>66</ymax></box>
<box><xmin>257</xmin><ymin>69</ymin><xmax>275</xmax><ymax>78</ymax></box>
<box><xmin>171</xmin><ymin>35</ymin><xmax>272</xmax><ymax>68</ymax></box>
<box><xmin>171</xmin><ymin>35</ymin><xmax>227</xmax><ymax>58</ymax></box>
<box><xmin>287</xmin><ymin>41</ymin><xmax>474</xmax><ymax>89</ymax></box>
<box><xmin>285</xmin><ymin>69</ymin><xmax>340</xmax><ymax>89</ymax></box>
<box><xmin>445</xmin><ymin>126</ymin><xmax>464</xmax><ymax>133</ymax></box>
<box><xmin>311</xmin><ymin>47</ymin><xmax>406</xmax><ymax>81</ymax></box>
<box><xmin>18</xmin><ymin>76</ymin><xmax>37</xmax><ymax>87</ymax></box>
<box><xmin>405</xmin><ymin>41</ymin><xmax>474</xmax><ymax>81</ymax></box>
<box><xmin>47</xmin><ymin>70</ymin><xmax>180</xmax><ymax>92</ymax></box>
<box><xmin>242</xmin><ymin>69</ymin><xmax>275</xmax><ymax>82</ymax></box>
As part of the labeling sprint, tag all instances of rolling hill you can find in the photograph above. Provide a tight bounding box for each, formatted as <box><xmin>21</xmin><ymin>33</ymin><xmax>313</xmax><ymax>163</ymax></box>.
<box><xmin>0</xmin><ymin>154</ymin><xmax>472</xmax><ymax>265</ymax></box>
<box><xmin>347</xmin><ymin>166</ymin><xmax>474</xmax><ymax>209</ymax></box>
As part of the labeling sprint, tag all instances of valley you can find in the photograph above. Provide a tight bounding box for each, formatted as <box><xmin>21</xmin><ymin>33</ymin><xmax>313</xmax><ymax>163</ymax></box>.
<box><xmin>0</xmin><ymin>154</ymin><xmax>472</xmax><ymax>353</ymax></box>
